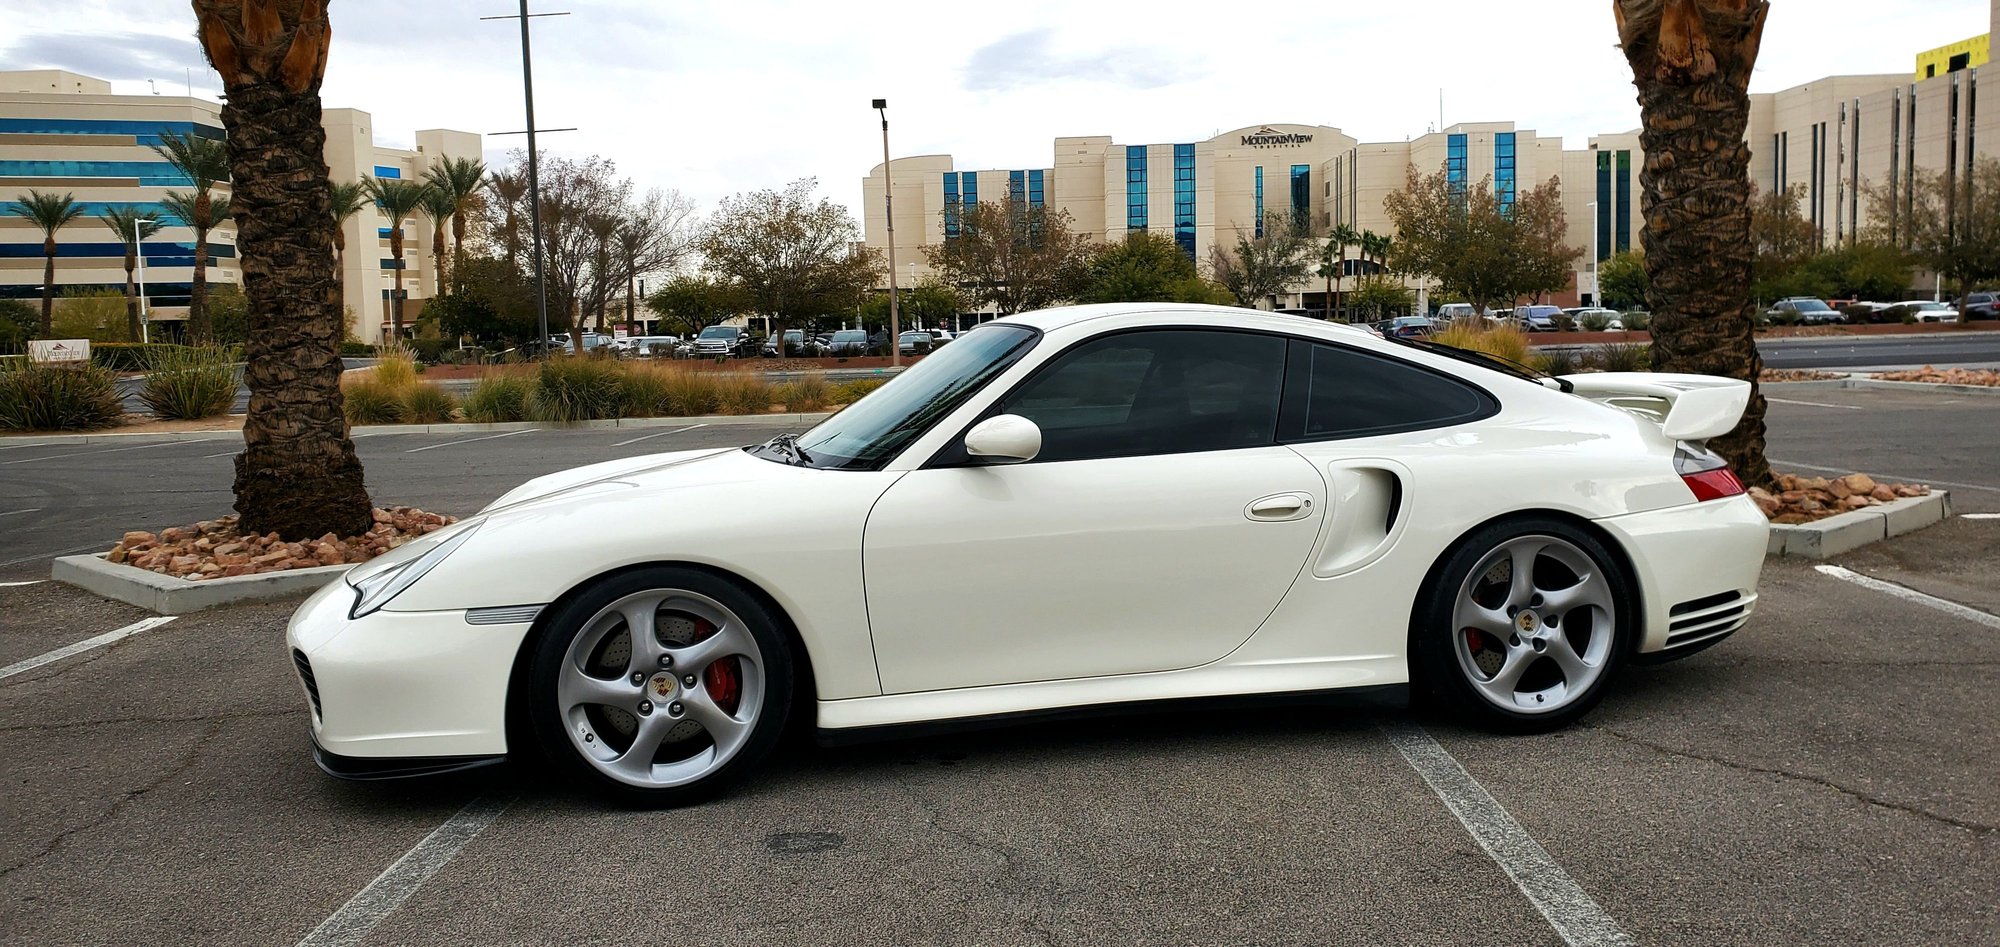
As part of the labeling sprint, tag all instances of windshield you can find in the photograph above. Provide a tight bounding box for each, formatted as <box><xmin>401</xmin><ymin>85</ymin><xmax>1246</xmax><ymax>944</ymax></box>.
<box><xmin>774</xmin><ymin>324</ymin><xmax>1038</xmax><ymax>470</ymax></box>
<box><xmin>1792</xmin><ymin>300</ymin><xmax>1832</xmax><ymax>312</ymax></box>
<box><xmin>833</xmin><ymin>330</ymin><xmax>865</xmax><ymax>341</ymax></box>
<box><xmin>698</xmin><ymin>326</ymin><xmax>737</xmax><ymax>340</ymax></box>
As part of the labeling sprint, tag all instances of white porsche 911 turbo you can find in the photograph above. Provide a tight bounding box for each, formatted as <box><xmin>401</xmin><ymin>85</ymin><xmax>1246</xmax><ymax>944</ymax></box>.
<box><xmin>288</xmin><ymin>303</ymin><xmax>1768</xmax><ymax>805</ymax></box>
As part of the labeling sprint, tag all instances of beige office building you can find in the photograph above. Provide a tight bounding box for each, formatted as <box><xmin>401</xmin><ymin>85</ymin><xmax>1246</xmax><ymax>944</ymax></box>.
<box><xmin>864</xmin><ymin>0</ymin><xmax>2000</xmax><ymax>313</ymax></box>
<box><xmin>1</xmin><ymin>70</ymin><xmax>481</xmax><ymax>343</ymax></box>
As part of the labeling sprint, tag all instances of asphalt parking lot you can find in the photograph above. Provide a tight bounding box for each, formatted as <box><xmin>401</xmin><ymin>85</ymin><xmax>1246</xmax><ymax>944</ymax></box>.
<box><xmin>2</xmin><ymin>385</ymin><xmax>1996</xmax><ymax>945</ymax></box>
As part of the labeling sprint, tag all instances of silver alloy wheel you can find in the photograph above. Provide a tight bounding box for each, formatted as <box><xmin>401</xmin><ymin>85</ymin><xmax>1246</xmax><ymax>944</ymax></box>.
<box><xmin>557</xmin><ymin>588</ymin><xmax>765</xmax><ymax>789</ymax></box>
<box><xmin>1450</xmin><ymin>534</ymin><xmax>1616</xmax><ymax>714</ymax></box>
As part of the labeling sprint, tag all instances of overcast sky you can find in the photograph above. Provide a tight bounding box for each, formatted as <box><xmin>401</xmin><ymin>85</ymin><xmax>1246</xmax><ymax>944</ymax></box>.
<box><xmin>1</xmin><ymin>1</ymin><xmax>1988</xmax><ymax>221</ymax></box>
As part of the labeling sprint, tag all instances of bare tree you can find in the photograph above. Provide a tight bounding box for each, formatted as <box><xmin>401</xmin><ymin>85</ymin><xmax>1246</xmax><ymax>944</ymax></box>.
<box><xmin>700</xmin><ymin>179</ymin><xmax>881</xmax><ymax>357</ymax></box>
<box><xmin>924</xmin><ymin>201</ymin><xmax>1093</xmax><ymax>315</ymax></box>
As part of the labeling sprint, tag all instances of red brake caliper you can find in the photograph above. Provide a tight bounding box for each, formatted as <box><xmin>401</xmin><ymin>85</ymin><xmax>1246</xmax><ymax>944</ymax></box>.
<box><xmin>1466</xmin><ymin>629</ymin><xmax>1484</xmax><ymax>653</ymax></box>
<box><xmin>692</xmin><ymin>618</ymin><xmax>741</xmax><ymax>713</ymax></box>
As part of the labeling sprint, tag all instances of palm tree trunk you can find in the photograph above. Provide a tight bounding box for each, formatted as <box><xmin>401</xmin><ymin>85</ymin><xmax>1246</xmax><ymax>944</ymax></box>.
<box><xmin>451</xmin><ymin>212</ymin><xmax>467</xmax><ymax>294</ymax></box>
<box><xmin>188</xmin><ymin>192</ymin><xmax>212</xmax><ymax>345</ymax></box>
<box><xmin>431</xmin><ymin>222</ymin><xmax>447</xmax><ymax>297</ymax></box>
<box><xmin>390</xmin><ymin>231</ymin><xmax>406</xmax><ymax>341</ymax></box>
<box><xmin>331</xmin><ymin>230</ymin><xmax>346</xmax><ymax>314</ymax></box>
<box><xmin>39</xmin><ymin>238</ymin><xmax>56</xmax><ymax>336</ymax></box>
<box><xmin>1618</xmin><ymin>0</ymin><xmax>1774</xmax><ymax>489</ymax></box>
<box><xmin>123</xmin><ymin>248</ymin><xmax>141</xmax><ymax>342</ymax></box>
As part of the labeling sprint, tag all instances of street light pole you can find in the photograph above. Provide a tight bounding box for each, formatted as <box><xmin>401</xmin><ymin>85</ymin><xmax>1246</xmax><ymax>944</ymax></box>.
<box><xmin>483</xmin><ymin>2</ymin><xmax>575</xmax><ymax>351</ymax></box>
<box><xmin>134</xmin><ymin>215</ymin><xmax>149</xmax><ymax>344</ymax></box>
<box><xmin>874</xmin><ymin>98</ymin><xmax>901</xmax><ymax>366</ymax></box>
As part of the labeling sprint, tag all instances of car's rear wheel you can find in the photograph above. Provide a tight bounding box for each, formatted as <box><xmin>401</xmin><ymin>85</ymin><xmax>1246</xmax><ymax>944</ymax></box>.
<box><xmin>526</xmin><ymin>567</ymin><xmax>793</xmax><ymax>806</ymax></box>
<box><xmin>1413</xmin><ymin>518</ymin><xmax>1634</xmax><ymax>732</ymax></box>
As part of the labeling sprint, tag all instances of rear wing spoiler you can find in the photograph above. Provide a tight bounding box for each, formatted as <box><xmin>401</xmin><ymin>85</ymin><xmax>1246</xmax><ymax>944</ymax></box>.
<box><xmin>1557</xmin><ymin>372</ymin><xmax>1752</xmax><ymax>442</ymax></box>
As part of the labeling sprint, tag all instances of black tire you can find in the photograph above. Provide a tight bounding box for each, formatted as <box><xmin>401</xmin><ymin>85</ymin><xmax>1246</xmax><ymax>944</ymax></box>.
<box><xmin>525</xmin><ymin>566</ymin><xmax>794</xmax><ymax>806</ymax></box>
<box><xmin>1410</xmin><ymin>516</ymin><xmax>1636</xmax><ymax>733</ymax></box>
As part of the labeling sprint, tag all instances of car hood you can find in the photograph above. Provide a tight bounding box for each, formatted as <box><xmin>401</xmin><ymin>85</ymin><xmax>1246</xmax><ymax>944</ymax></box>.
<box><xmin>480</xmin><ymin>446</ymin><xmax>764</xmax><ymax>514</ymax></box>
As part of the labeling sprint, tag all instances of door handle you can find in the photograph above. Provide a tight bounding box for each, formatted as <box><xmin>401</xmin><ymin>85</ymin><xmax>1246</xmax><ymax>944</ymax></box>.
<box><xmin>1246</xmin><ymin>493</ymin><xmax>1313</xmax><ymax>521</ymax></box>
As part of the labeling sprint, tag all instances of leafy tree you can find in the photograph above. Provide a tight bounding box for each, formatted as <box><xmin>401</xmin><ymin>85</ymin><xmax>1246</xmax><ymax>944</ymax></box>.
<box><xmin>1382</xmin><ymin>166</ymin><xmax>1579</xmax><ymax>314</ymax></box>
<box><xmin>430</xmin><ymin>257</ymin><xmax>541</xmax><ymax>345</ymax></box>
<box><xmin>1211</xmin><ymin>212</ymin><xmax>1313</xmax><ymax>310</ymax></box>
<box><xmin>1864</xmin><ymin>157</ymin><xmax>2000</xmax><ymax>321</ymax></box>
<box><xmin>363</xmin><ymin>176</ymin><xmax>433</xmax><ymax>340</ymax></box>
<box><xmin>1077</xmin><ymin>231</ymin><xmax>1229</xmax><ymax>305</ymax></box>
<box><xmin>195</xmin><ymin>0</ymin><xmax>374</xmax><ymax>538</ymax></box>
<box><xmin>1750</xmin><ymin>184</ymin><xmax>1818</xmax><ymax>303</ymax></box>
<box><xmin>5</xmin><ymin>190</ymin><xmax>86</xmax><ymax>336</ymax></box>
<box><xmin>1615</xmin><ymin>0</ymin><xmax>1774</xmax><ymax>488</ymax></box>
<box><xmin>206</xmin><ymin>283</ymin><xmax>249</xmax><ymax>345</ymax></box>
<box><xmin>1816</xmin><ymin>242</ymin><xmax>1913</xmax><ymax>301</ymax></box>
<box><xmin>97</xmin><ymin>206</ymin><xmax>163</xmax><ymax>342</ymax></box>
<box><xmin>862</xmin><ymin>279</ymin><xmax>968</xmax><ymax>332</ymax></box>
<box><xmin>700</xmin><ymin>180</ymin><xmax>881</xmax><ymax>355</ymax></box>
<box><xmin>1348</xmin><ymin>274</ymin><xmax>1414</xmax><ymax>320</ymax></box>
<box><xmin>646</xmin><ymin>274</ymin><xmax>750</xmax><ymax>337</ymax></box>
<box><xmin>0</xmin><ymin>298</ymin><xmax>33</xmax><ymax>353</ymax></box>
<box><xmin>150</xmin><ymin>129</ymin><xmax>231</xmax><ymax>343</ymax></box>
<box><xmin>924</xmin><ymin>200</ymin><xmax>1093</xmax><ymax>315</ymax></box>
<box><xmin>1597</xmin><ymin>249</ymin><xmax>1649</xmax><ymax>310</ymax></box>
<box><xmin>53</xmin><ymin>288</ymin><xmax>130</xmax><ymax>342</ymax></box>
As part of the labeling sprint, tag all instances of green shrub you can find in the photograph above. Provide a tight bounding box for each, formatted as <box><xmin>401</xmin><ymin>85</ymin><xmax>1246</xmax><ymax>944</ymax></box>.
<box><xmin>339</xmin><ymin>341</ymin><xmax>373</xmax><ymax>358</ymax></box>
<box><xmin>206</xmin><ymin>284</ymin><xmax>249</xmax><ymax>345</ymax></box>
<box><xmin>660</xmin><ymin>366</ymin><xmax>721</xmax><ymax>417</ymax></box>
<box><xmin>341</xmin><ymin>378</ymin><xmax>402</xmax><ymax>424</ymax></box>
<box><xmin>138</xmin><ymin>345</ymin><xmax>239</xmax><ymax>420</ymax></box>
<box><xmin>0</xmin><ymin>360</ymin><xmax>124</xmax><ymax>430</ymax></box>
<box><xmin>776</xmin><ymin>372</ymin><xmax>829</xmax><ymax>412</ymax></box>
<box><xmin>618</xmin><ymin>365</ymin><xmax>670</xmax><ymax>417</ymax></box>
<box><xmin>409</xmin><ymin>338</ymin><xmax>450</xmax><ymax>364</ymax></box>
<box><xmin>1531</xmin><ymin>347</ymin><xmax>1580</xmax><ymax>376</ymax></box>
<box><xmin>0</xmin><ymin>299</ymin><xmax>35</xmax><ymax>355</ymax></box>
<box><xmin>1433</xmin><ymin>322</ymin><xmax>1532</xmax><ymax>365</ymax></box>
<box><xmin>401</xmin><ymin>383</ymin><xmax>458</xmax><ymax>423</ymax></box>
<box><xmin>1595</xmin><ymin>343</ymin><xmax>1651</xmax><ymax>373</ymax></box>
<box><xmin>462</xmin><ymin>372</ymin><xmax>530</xmax><ymax>423</ymax></box>
<box><xmin>1579</xmin><ymin>311</ymin><xmax>1612</xmax><ymax>332</ymax></box>
<box><xmin>528</xmin><ymin>357</ymin><xmax>626</xmax><ymax>421</ymax></box>
<box><xmin>828</xmin><ymin>378</ymin><xmax>888</xmax><ymax>405</ymax></box>
<box><xmin>1620</xmin><ymin>310</ymin><xmax>1650</xmax><ymax>332</ymax></box>
<box><xmin>372</xmin><ymin>346</ymin><xmax>419</xmax><ymax>391</ymax></box>
<box><xmin>53</xmin><ymin>288</ymin><xmax>130</xmax><ymax>342</ymax></box>
<box><xmin>711</xmin><ymin>373</ymin><xmax>775</xmax><ymax>415</ymax></box>
<box><xmin>92</xmin><ymin>342</ymin><xmax>200</xmax><ymax>372</ymax></box>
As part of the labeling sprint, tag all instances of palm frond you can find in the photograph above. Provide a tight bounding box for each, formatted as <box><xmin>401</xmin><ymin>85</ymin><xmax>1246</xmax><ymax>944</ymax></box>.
<box><xmin>148</xmin><ymin>129</ymin><xmax>229</xmax><ymax>190</ymax></box>
<box><xmin>96</xmin><ymin>206</ymin><xmax>165</xmax><ymax>245</ymax></box>
<box><xmin>329</xmin><ymin>180</ymin><xmax>370</xmax><ymax>222</ymax></box>
<box><xmin>6</xmin><ymin>190</ymin><xmax>87</xmax><ymax>235</ymax></box>
<box><xmin>425</xmin><ymin>156</ymin><xmax>489</xmax><ymax>203</ymax></box>
<box><xmin>362</xmin><ymin>177</ymin><xmax>434</xmax><ymax>225</ymax></box>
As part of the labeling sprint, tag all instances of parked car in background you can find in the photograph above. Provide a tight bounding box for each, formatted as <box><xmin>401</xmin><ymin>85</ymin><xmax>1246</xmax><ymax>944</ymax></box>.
<box><xmin>1766</xmin><ymin>297</ymin><xmax>1845</xmax><ymax>325</ymax></box>
<box><xmin>762</xmin><ymin>329</ymin><xmax>828</xmax><ymax>358</ymax></box>
<box><xmin>898</xmin><ymin>330</ymin><xmax>938</xmax><ymax>357</ymax></box>
<box><xmin>1376</xmin><ymin>316</ymin><xmax>1434</xmax><ymax>338</ymax></box>
<box><xmin>1957</xmin><ymin>292</ymin><xmax>1999</xmax><ymax>320</ymax></box>
<box><xmin>1569</xmin><ymin>308</ymin><xmax>1625</xmax><ymax>331</ymax></box>
<box><xmin>621</xmin><ymin>335</ymin><xmax>681</xmax><ymax>358</ymax></box>
<box><xmin>1517</xmin><ymin>305</ymin><xmax>1565</xmax><ymax>331</ymax></box>
<box><xmin>689</xmin><ymin>325</ymin><xmax>757</xmax><ymax>359</ymax></box>
<box><xmin>1893</xmin><ymin>300</ymin><xmax>1956</xmax><ymax>323</ymax></box>
<box><xmin>1437</xmin><ymin>303</ymin><xmax>1477</xmax><ymax>321</ymax></box>
<box><xmin>827</xmin><ymin>329</ymin><xmax>871</xmax><ymax>357</ymax></box>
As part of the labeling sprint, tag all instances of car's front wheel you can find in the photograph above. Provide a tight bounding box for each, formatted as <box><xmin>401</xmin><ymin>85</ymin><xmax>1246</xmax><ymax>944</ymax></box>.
<box><xmin>526</xmin><ymin>567</ymin><xmax>794</xmax><ymax>806</ymax></box>
<box><xmin>1412</xmin><ymin>518</ymin><xmax>1634</xmax><ymax>733</ymax></box>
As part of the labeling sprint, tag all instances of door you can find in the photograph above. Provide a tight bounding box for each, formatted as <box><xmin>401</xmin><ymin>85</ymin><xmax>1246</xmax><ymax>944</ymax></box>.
<box><xmin>863</xmin><ymin>329</ymin><xmax>1326</xmax><ymax>694</ymax></box>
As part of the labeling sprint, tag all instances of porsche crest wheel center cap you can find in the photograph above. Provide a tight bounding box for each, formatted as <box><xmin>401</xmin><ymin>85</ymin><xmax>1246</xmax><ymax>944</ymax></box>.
<box><xmin>647</xmin><ymin>672</ymin><xmax>678</xmax><ymax>700</ymax></box>
<box><xmin>1516</xmin><ymin>610</ymin><xmax>1540</xmax><ymax>634</ymax></box>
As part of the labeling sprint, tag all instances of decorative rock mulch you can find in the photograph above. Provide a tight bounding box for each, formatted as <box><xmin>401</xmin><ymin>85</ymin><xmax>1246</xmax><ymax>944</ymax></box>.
<box><xmin>1760</xmin><ymin>369</ymin><xmax>1848</xmax><ymax>382</ymax></box>
<box><xmin>106</xmin><ymin>507</ymin><xmax>457</xmax><ymax>580</ymax></box>
<box><xmin>1750</xmin><ymin>473</ymin><xmax>1931</xmax><ymax>525</ymax></box>
<box><xmin>1871</xmin><ymin>366</ymin><xmax>2000</xmax><ymax>387</ymax></box>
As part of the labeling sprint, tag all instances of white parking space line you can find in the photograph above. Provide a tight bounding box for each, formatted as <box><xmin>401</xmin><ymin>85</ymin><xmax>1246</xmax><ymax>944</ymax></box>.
<box><xmin>0</xmin><ymin>616</ymin><xmax>177</xmax><ymax>682</ymax></box>
<box><xmin>0</xmin><ymin>580</ymin><xmax>46</xmax><ymax>588</ymax></box>
<box><xmin>0</xmin><ymin>442</ymin><xmax>50</xmax><ymax>451</ymax></box>
<box><xmin>1770</xmin><ymin>458</ymin><xmax>2000</xmax><ymax>494</ymax></box>
<box><xmin>1815</xmin><ymin>565</ymin><xmax>2000</xmax><ymax>630</ymax></box>
<box><xmin>611</xmin><ymin>423</ymin><xmax>706</xmax><ymax>447</ymax></box>
<box><xmin>1962</xmin><ymin>513</ymin><xmax>2000</xmax><ymax>520</ymax></box>
<box><xmin>1766</xmin><ymin>397</ymin><xmax>1864</xmax><ymax>410</ymax></box>
<box><xmin>295</xmin><ymin>794</ymin><xmax>513</xmax><ymax>947</ymax></box>
<box><xmin>1381</xmin><ymin>721</ymin><xmax>1635</xmax><ymax>947</ymax></box>
<box><xmin>0</xmin><ymin>508</ymin><xmax>42</xmax><ymax>517</ymax></box>
<box><xmin>405</xmin><ymin>429</ymin><xmax>534</xmax><ymax>454</ymax></box>
<box><xmin>0</xmin><ymin>438</ymin><xmax>227</xmax><ymax>466</ymax></box>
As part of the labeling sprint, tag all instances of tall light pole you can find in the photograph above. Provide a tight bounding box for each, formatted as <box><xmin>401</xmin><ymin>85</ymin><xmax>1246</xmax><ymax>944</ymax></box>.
<box><xmin>134</xmin><ymin>215</ymin><xmax>150</xmax><ymax>344</ymax></box>
<box><xmin>483</xmin><ymin>2</ymin><xmax>575</xmax><ymax>350</ymax></box>
<box><xmin>874</xmin><ymin>98</ymin><xmax>901</xmax><ymax>366</ymax></box>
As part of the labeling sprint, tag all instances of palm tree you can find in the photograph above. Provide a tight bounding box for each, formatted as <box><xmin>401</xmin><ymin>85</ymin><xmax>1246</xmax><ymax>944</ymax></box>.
<box><xmin>424</xmin><ymin>156</ymin><xmax>487</xmax><ymax>289</ymax></box>
<box><xmin>97</xmin><ymin>207</ymin><xmax>164</xmax><ymax>342</ymax></box>
<box><xmin>1360</xmin><ymin>231</ymin><xmax>1392</xmax><ymax>273</ymax></box>
<box><xmin>363</xmin><ymin>177</ymin><xmax>433</xmax><ymax>341</ymax></box>
<box><xmin>193</xmin><ymin>0</ymin><xmax>375</xmax><ymax>540</ymax></box>
<box><xmin>5</xmin><ymin>190</ymin><xmax>86</xmax><ymax>336</ymax></box>
<box><xmin>487</xmin><ymin>169</ymin><xmax>528</xmax><ymax>270</ymax></box>
<box><xmin>1615</xmin><ymin>0</ymin><xmax>1774</xmax><ymax>488</ymax></box>
<box><xmin>1317</xmin><ymin>223</ymin><xmax>1358</xmax><ymax>321</ymax></box>
<box><xmin>328</xmin><ymin>179</ymin><xmax>368</xmax><ymax>318</ymax></box>
<box><xmin>149</xmin><ymin>129</ymin><xmax>230</xmax><ymax>344</ymax></box>
<box><xmin>419</xmin><ymin>185</ymin><xmax>455</xmax><ymax>297</ymax></box>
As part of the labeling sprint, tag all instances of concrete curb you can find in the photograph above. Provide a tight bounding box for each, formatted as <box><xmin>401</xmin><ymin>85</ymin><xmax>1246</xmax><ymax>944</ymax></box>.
<box><xmin>0</xmin><ymin>412</ymin><xmax>833</xmax><ymax>446</ymax></box>
<box><xmin>1766</xmin><ymin>491</ymin><xmax>1954</xmax><ymax>559</ymax></box>
<box><xmin>1763</xmin><ymin>377</ymin><xmax>2000</xmax><ymax>396</ymax></box>
<box><xmin>52</xmin><ymin>554</ymin><xmax>349</xmax><ymax>615</ymax></box>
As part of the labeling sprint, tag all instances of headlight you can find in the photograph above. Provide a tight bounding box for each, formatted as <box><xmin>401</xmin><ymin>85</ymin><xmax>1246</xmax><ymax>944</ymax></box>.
<box><xmin>346</xmin><ymin>522</ymin><xmax>481</xmax><ymax>619</ymax></box>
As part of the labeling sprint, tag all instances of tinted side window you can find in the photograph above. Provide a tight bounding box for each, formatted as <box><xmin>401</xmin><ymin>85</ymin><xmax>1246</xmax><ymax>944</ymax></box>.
<box><xmin>1001</xmin><ymin>330</ymin><xmax>1286</xmax><ymax>463</ymax></box>
<box><xmin>1284</xmin><ymin>342</ymin><xmax>1495</xmax><ymax>441</ymax></box>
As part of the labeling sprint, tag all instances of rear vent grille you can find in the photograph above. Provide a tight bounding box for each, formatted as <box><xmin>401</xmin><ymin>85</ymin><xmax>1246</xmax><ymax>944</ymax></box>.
<box><xmin>292</xmin><ymin>648</ymin><xmax>322</xmax><ymax>720</ymax></box>
<box><xmin>1666</xmin><ymin>591</ymin><xmax>1748</xmax><ymax>647</ymax></box>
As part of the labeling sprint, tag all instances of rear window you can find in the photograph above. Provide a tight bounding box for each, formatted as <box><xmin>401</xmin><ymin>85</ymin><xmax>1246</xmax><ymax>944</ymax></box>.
<box><xmin>1282</xmin><ymin>342</ymin><xmax>1496</xmax><ymax>441</ymax></box>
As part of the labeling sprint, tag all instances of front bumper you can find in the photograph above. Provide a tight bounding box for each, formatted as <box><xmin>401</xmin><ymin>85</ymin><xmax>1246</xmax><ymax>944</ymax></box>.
<box><xmin>312</xmin><ymin>732</ymin><xmax>505</xmax><ymax>780</ymax></box>
<box><xmin>286</xmin><ymin>577</ymin><xmax>538</xmax><ymax>764</ymax></box>
<box><xmin>1595</xmin><ymin>495</ymin><xmax>1769</xmax><ymax>654</ymax></box>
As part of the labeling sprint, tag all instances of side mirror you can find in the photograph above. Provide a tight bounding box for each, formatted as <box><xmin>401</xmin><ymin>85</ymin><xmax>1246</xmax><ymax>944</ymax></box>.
<box><xmin>963</xmin><ymin>414</ymin><xmax>1041</xmax><ymax>465</ymax></box>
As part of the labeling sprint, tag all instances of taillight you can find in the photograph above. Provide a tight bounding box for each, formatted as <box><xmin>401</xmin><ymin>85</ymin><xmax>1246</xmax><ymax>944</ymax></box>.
<box><xmin>1675</xmin><ymin>444</ymin><xmax>1746</xmax><ymax>502</ymax></box>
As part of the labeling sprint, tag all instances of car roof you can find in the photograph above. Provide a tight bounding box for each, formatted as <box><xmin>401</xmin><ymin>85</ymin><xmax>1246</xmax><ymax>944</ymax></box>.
<box><xmin>991</xmin><ymin>302</ymin><xmax>1382</xmax><ymax>338</ymax></box>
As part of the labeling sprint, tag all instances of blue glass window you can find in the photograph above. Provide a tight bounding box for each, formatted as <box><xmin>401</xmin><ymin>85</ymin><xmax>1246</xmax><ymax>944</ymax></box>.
<box><xmin>1027</xmin><ymin>169</ymin><xmax>1044</xmax><ymax>209</ymax></box>
<box><xmin>1126</xmin><ymin>145</ymin><xmax>1148</xmax><ymax>232</ymax></box>
<box><xmin>1254</xmin><ymin>166</ymin><xmax>1264</xmax><ymax>238</ymax></box>
<box><xmin>1446</xmin><ymin>134</ymin><xmax>1468</xmax><ymax>207</ymax></box>
<box><xmin>1173</xmin><ymin>144</ymin><xmax>1195</xmax><ymax>259</ymax></box>
<box><xmin>372</xmin><ymin>165</ymin><xmax>402</xmax><ymax>179</ymax></box>
<box><xmin>0</xmin><ymin>241</ymin><xmax>232</xmax><ymax>261</ymax></box>
<box><xmin>53</xmin><ymin>201</ymin><xmax>186</xmax><ymax>226</ymax></box>
<box><xmin>1615</xmin><ymin>150</ymin><xmax>1632</xmax><ymax>254</ymax></box>
<box><xmin>379</xmin><ymin>257</ymin><xmax>406</xmax><ymax>269</ymax></box>
<box><xmin>1495</xmin><ymin>133</ymin><xmax>1517</xmax><ymax>216</ymax></box>
<box><xmin>942</xmin><ymin>172</ymin><xmax>960</xmax><ymax>238</ymax></box>
<box><xmin>1595</xmin><ymin>151</ymin><xmax>1612</xmax><ymax>262</ymax></box>
<box><xmin>0</xmin><ymin>160</ymin><xmax>191</xmax><ymax>186</ymax></box>
<box><xmin>1008</xmin><ymin>169</ymin><xmax>1025</xmax><ymax>203</ymax></box>
<box><xmin>961</xmin><ymin>171</ymin><xmax>977</xmax><ymax>209</ymax></box>
<box><xmin>0</xmin><ymin>119</ymin><xmax>224</xmax><ymax>144</ymax></box>
<box><xmin>378</xmin><ymin>227</ymin><xmax>399</xmax><ymax>239</ymax></box>
<box><xmin>1289</xmin><ymin>164</ymin><xmax>1310</xmax><ymax>232</ymax></box>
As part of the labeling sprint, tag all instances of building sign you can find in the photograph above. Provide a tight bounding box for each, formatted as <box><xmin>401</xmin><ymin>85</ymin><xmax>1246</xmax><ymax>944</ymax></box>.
<box><xmin>28</xmin><ymin>339</ymin><xmax>89</xmax><ymax>363</ymax></box>
<box><xmin>1241</xmin><ymin>126</ymin><xmax>1314</xmax><ymax>148</ymax></box>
